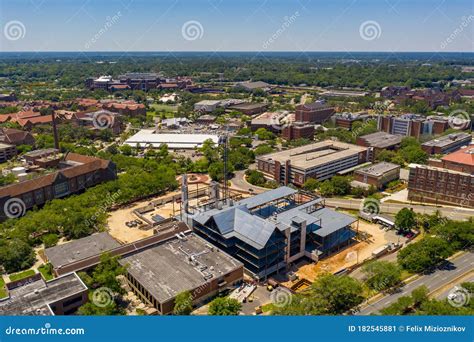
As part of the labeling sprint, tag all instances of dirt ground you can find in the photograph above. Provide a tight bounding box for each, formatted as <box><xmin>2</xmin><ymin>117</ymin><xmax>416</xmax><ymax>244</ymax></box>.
<box><xmin>107</xmin><ymin>191</ymin><xmax>181</xmax><ymax>244</ymax></box>
<box><xmin>107</xmin><ymin>190</ymin><xmax>216</xmax><ymax>244</ymax></box>
<box><xmin>285</xmin><ymin>220</ymin><xmax>404</xmax><ymax>284</ymax></box>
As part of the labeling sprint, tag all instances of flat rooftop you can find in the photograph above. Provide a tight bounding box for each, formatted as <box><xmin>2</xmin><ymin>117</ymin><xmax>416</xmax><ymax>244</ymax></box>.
<box><xmin>120</xmin><ymin>232</ymin><xmax>242</xmax><ymax>304</ymax></box>
<box><xmin>359</xmin><ymin>132</ymin><xmax>403</xmax><ymax>149</ymax></box>
<box><xmin>355</xmin><ymin>162</ymin><xmax>400</xmax><ymax>177</ymax></box>
<box><xmin>409</xmin><ymin>163</ymin><xmax>473</xmax><ymax>177</ymax></box>
<box><xmin>124</xmin><ymin>129</ymin><xmax>219</xmax><ymax>149</ymax></box>
<box><xmin>0</xmin><ymin>273</ymin><xmax>87</xmax><ymax>316</ymax></box>
<box><xmin>45</xmin><ymin>232</ymin><xmax>120</xmax><ymax>269</ymax></box>
<box><xmin>195</xmin><ymin>100</ymin><xmax>221</xmax><ymax>105</ymax></box>
<box><xmin>229</xmin><ymin>102</ymin><xmax>267</xmax><ymax>110</ymax></box>
<box><xmin>257</xmin><ymin>140</ymin><xmax>367</xmax><ymax>170</ymax></box>
<box><xmin>441</xmin><ymin>145</ymin><xmax>474</xmax><ymax>167</ymax></box>
<box><xmin>421</xmin><ymin>133</ymin><xmax>472</xmax><ymax>148</ymax></box>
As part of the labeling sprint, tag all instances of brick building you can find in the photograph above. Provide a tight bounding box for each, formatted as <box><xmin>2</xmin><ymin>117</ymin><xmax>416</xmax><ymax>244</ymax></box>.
<box><xmin>281</xmin><ymin>122</ymin><xmax>315</xmax><ymax>141</ymax></box>
<box><xmin>356</xmin><ymin>131</ymin><xmax>403</xmax><ymax>161</ymax></box>
<box><xmin>256</xmin><ymin>140</ymin><xmax>368</xmax><ymax>186</ymax></box>
<box><xmin>0</xmin><ymin>152</ymin><xmax>116</xmax><ymax>221</ymax></box>
<box><xmin>377</xmin><ymin>114</ymin><xmax>451</xmax><ymax>138</ymax></box>
<box><xmin>353</xmin><ymin>162</ymin><xmax>400</xmax><ymax>189</ymax></box>
<box><xmin>0</xmin><ymin>272</ymin><xmax>88</xmax><ymax>315</ymax></box>
<box><xmin>421</xmin><ymin>133</ymin><xmax>472</xmax><ymax>155</ymax></box>
<box><xmin>295</xmin><ymin>101</ymin><xmax>335</xmax><ymax>123</ymax></box>
<box><xmin>120</xmin><ymin>231</ymin><xmax>244</xmax><ymax>315</ymax></box>
<box><xmin>408</xmin><ymin>145</ymin><xmax>474</xmax><ymax>207</ymax></box>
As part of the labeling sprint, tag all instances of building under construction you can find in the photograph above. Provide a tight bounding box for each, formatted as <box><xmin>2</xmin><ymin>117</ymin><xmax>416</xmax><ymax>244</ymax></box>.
<box><xmin>180</xmin><ymin>181</ymin><xmax>358</xmax><ymax>279</ymax></box>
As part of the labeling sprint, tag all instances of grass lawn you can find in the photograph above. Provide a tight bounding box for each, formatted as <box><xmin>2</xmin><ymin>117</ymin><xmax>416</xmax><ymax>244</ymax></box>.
<box><xmin>0</xmin><ymin>277</ymin><xmax>7</xmax><ymax>298</ymax></box>
<box><xmin>38</xmin><ymin>264</ymin><xmax>54</xmax><ymax>281</ymax></box>
<box><xmin>9</xmin><ymin>269</ymin><xmax>36</xmax><ymax>282</ymax></box>
<box><xmin>150</xmin><ymin>103</ymin><xmax>178</xmax><ymax>113</ymax></box>
<box><xmin>261</xmin><ymin>303</ymin><xmax>275</xmax><ymax>313</ymax></box>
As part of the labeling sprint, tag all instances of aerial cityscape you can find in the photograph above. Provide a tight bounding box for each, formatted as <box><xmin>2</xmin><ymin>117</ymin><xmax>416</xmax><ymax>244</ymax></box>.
<box><xmin>0</xmin><ymin>0</ymin><xmax>472</xmax><ymax>333</ymax></box>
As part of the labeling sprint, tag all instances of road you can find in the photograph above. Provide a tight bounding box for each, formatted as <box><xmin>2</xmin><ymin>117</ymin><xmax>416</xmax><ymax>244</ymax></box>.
<box><xmin>357</xmin><ymin>252</ymin><xmax>474</xmax><ymax>315</ymax></box>
<box><xmin>324</xmin><ymin>198</ymin><xmax>474</xmax><ymax>221</ymax></box>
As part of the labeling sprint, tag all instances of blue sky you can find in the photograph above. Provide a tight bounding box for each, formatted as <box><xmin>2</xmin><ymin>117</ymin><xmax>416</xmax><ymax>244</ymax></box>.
<box><xmin>0</xmin><ymin>0</ymin><xmax>473</xmax><ymax>52</ymax></box>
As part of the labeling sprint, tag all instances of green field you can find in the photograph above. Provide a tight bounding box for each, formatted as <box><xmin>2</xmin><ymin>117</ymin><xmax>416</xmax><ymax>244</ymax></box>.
<box><xmin>9</xmin><ymin>269</ymin><xmax>36</xmax><ymax>282</ymax></box>
<box><xmin>0</xmin><ymin>277</ymin><xmax>7</xmax><ymax>298</ymax></box>
<box><xmin>150</xmin><ymin>103</ymin><xmax>178</xmax><ymax>113</ymax></box>
<box><xmin>38</xmin><ymin>264</ymin><xmax>54</xmax><ymax>281</ymax></box>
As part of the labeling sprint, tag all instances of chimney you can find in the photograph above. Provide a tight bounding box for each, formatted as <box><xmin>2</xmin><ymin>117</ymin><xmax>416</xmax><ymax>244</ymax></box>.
<box><xmin>181</xmin><ymin>174</ymin><xmax>189</xmax><ymax>214</ymax></box>
<box><xmin>52</xmin><ymin>111</ymin><xmax>60</xmax><ymax>150</ymax></box>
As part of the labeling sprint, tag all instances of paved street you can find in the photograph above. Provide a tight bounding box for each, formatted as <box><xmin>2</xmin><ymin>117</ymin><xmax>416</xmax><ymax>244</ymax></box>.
<box><xmin>324</xmin><ymin>198</ymin><xmax>474</xmax><ymax>221</ymax></box>
<box><xmin>357</xmin><ymin>252</ymin><xmax>474</xmax><ymax>315</ymax></box>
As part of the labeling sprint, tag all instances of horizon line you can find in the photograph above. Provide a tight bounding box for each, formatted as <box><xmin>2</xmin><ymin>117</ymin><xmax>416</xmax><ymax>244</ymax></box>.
<box><xmin>1</xmin><ymin>50</ymin><xmax>473</xmax><ymax>54</ymax></box>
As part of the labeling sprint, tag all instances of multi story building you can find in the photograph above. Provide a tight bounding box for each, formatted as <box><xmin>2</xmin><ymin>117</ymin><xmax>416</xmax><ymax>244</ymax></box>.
<box><xmin>334</xmin><ymin>112</ymin><xmax>372</xmax><ymax>130</ymax></box>
<box><xmin>0</xmin><ymin>152</ymin><xmax>116</xmax><ymax>221</ymax></box>
<box><xmin>421</xmin><ymin>133</ymin><xmax>472</xmax><ymax>155</ymax></box>
<box><xmin>119</xmin><ymin>231</ymin><xmax>244</xmax><ymax>315</ymax></box>
<box><xmin>281</xmin><ymin>122</ymin><xmax>315</xmax><ymax>141</ymax></box>
<box><xmin>377</xmin><ymin>114</ymin><xmax>451</xmax><ymax>138</ymax></box>
<box><xmin>408</xmin><ymin>145</ymin><xmax>474</xmax><ymax>207</ymax></box>
<box><xmin>256</xmin><ymin>140</ymin><xmax>368</xmax><ymax>185</ymax></box>
<box><xmin>188</xmin><ymin>187</ymin><xmax>357</xmax><ymax>279</ymax></box>
<box><xmin>0</xmin><ymin>272</ymin><xmax>88</xmax><ymax>315</ymax></box>
<box><xmin>0</xmin><ymin>143</ymin><xmax>17</xmax><ymax>162</ymax></box>
<box><xmin>250</xmin><ymin>111</ymin><xmax>293</xmax><ymax>133</ymax></box>
<box><xmin>356</xmin><ymin>131</ymin><xmax>403</xmax><ymax>161</ymax></box>
<box><xmin>295</xmin><ymin>101</ymin><xmax>335</xmax><ymax>123</ymax></box>
<box><xmin>353</xmin><ymin>162</ymin><xmax>400</xmax><ymax>189</ymax></box>
<box><xmin>118</xmin><ymin>73</ymin><xmax>161</xmax><ymax>91</ymax></box>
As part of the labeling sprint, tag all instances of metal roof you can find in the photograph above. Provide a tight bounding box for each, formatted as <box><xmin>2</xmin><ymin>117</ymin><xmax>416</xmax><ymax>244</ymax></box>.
<box><xmin>238</xmin><ymin>186</ymin><xmax>297</xmax><ymax>209</ymax></box>
<box><xmin>310</xmin><ymin>208</ymin><xmax>357</xmax><ymax>237</ymax></box>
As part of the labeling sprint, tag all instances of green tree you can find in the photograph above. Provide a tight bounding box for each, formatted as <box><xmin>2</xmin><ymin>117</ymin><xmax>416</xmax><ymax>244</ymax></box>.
<box><xmin>208</xmin><ymin>297</ymin><xmax>242</xmax><ymax>315</ymax></box>
<box><xmin>397</xmin><ymin>237</ymin><xmax>453</xmax><ymax>273</ymax></box>
<box><xmin>274</xmin><ymin>274</ymin><xmax>364</xmax><ymax>315</ymax></box>
<box><xmin>303</xmin><ymin>178</ymin><xmax>319</xmax><ymax>191</ymax></box>
<box><xmin>362</xmin><ymin>261</ymin><xmax>402</xmax><ymax>291</ymax></box>
<box><xmin>395</xmin><ymin>208</ymin><xmax>416</xmax><ymax>233</ymax></box>
<box><xmin>0</xmin><ymin>239</ymin><xmax>36</xmax><ymax>273</ymax></box>
<box><xmin>173</xmin><ymin>291</ymin><xmax>193</xmax><ymax>315</ymax></box>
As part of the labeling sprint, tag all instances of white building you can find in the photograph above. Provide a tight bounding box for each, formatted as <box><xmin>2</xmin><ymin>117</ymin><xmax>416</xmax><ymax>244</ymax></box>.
<box><xmin>124</xmin><ymin>129</ymin><xmax>219</xmax><ymax>149</ymax></box>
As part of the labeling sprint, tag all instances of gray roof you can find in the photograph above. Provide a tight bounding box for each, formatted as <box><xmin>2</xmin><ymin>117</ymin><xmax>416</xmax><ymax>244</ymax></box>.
<box><xmin>355</xmin><ymin>162</ymin><xmax>400</xmax><ymax>177</ymax></box>
<box><xmin>310</xmin><ymin>208</ymin><xmax>357</xmax><ymax>237</ymax></box>
<box><xmin>193</xmin><ymin>188</ymin><xmax>355</xmax><ymax>248</ymax></box>
<box><xmin>238</xmin><ymin>186</ymin><xmax>297</xmax><ymax>209</ymax></box>
<box><xmin>359</xmin><ymin>132</ymin><xmax>403</xmax><ymax>149</ymax></box>
<box><xmin>0</xmin><ymin>273</ymin><xmax>87</xmax><ymax>315</ymax></box>
<box><xmin>194</xmin><ymin>205</ymin><xmax>276</xmax><ymax>249</ymax></box>
<box><xmin>45</xmin><ymin>232</ymin><xmax>120</xmax><ymax>268</ymax></box>
<box><xmin>119</xmin><ymin>233</ymin><xmax>242</xmax><ymax>304</ymax></box>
